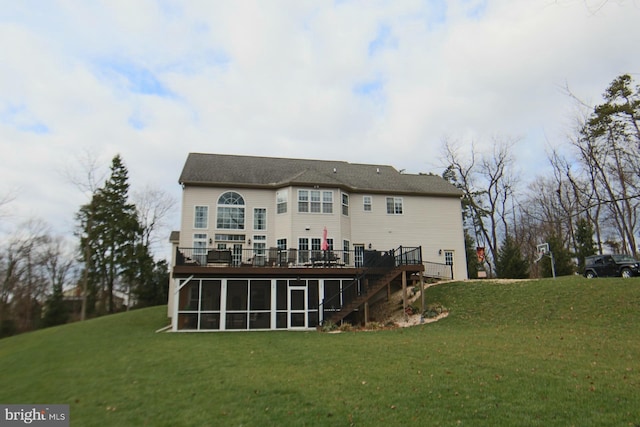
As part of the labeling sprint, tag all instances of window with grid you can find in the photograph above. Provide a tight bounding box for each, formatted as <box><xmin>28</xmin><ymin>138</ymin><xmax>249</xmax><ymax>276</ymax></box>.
<box><xmin>386</xmin><ymin>197</ymin><xmax>403</xmax><ymax>215</ymax></box>
<box><xmin>343</xmin><ymin>240</ymin><xmax>350</xmax><ymax>265</ymax></box>
<box><xmin>363</xmin><ymin>196</ymin><xmax>372</xmax><ymax>212</ymax></box>
<box><xmin>298</xmin><ymin>190</ymin><xmax>333</xmax><ymax>213</ymax></box>
<box><xmin>193</xmin><ymin>233</ymin><xmax>207</xmax><ymax>265</ymax></box>
<box><xmin>253</xmin><ymin>208</ymin><xmax>266</xmax><ymax>230</ymax></box>
<box><xmin>253</xmin><ymin>235</ymin><xmax>266</xmax><ymax>265</ymax></box>
<box><xmin>217</xmin><ymin>192</ymin><xmax>245</xmax><ymax>229</ymax></box>
<box><xmin>277</xmin><ymin>238</ymin><xmax>287</xmax><ymax>250</ymax></box>
<box><xmin>311</xmin><ymin>238</ymin><xmax>322</xmax><ymax>260</ymax></box>
<box><xmin>341</xmin><ymin>193</ymin><xmax>349</xmax><ymax>216</ymax></box>
<box><xmin>298</xmin><ymin>238</ymin><xmax>309</xmax><ymax>263</ymax></box>
<box><xmin>194</xmin><ymin>206</ymin><xmax>208</xmax><ymax>228</ymax></box>
<box><xmin>444</xmin><ymin>251</ymin><xmax>454</xmax><ymax>266</ymax></box>
<box><xmin>310</xmin><ymin>190</ymin><xmax>321</xmax><ymax>212</ymax></box>
<box><xmin>276</xmin><ymin>191</ymin><xmax>287</xmax><ymax>214</ymax></box>
<box><xmin>298</xmin><ymin>190</ymin><xmax>309</xmax><ymax>213</ymax></box>
<box><xmin>322</xmin><ymin>191</ymin><xmax>333</xmax><ymax>213</ymax></box>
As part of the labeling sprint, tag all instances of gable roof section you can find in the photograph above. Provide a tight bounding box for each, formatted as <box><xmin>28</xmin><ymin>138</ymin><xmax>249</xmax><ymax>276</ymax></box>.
<box><xmin>179</xmin><ymin>153</ymin><xmax>462</xmax><ymax>197</ymax></box>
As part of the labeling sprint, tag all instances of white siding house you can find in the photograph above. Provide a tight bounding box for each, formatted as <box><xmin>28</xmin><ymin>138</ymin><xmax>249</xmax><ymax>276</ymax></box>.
<box><xmin>168</xmin><ymin>153</ymin><xmax>467</xmax><ymax>331</ymax></box>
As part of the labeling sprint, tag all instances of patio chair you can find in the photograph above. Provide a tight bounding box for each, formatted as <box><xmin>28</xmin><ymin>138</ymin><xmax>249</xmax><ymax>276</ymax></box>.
<box><xmin>267</xmin><ymin>247</ymin><xmax>279</xmax><ymax>266</ymax></box>
<box><xmin>287</xmin><ymin>248</ymin><xmax>298</xmax><ymax>266</ymax></box>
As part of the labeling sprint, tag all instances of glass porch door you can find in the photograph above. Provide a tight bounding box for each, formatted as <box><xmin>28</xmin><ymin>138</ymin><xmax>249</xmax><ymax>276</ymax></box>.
<box><xmin>289</xmin><ymin>286</ymin><xmax>307</xmax><ymax>328</ymax></box>
<box><xmin>354</xmin><ymin>244</ymin><xmax>365</xmax><ymax>267</ymax></box>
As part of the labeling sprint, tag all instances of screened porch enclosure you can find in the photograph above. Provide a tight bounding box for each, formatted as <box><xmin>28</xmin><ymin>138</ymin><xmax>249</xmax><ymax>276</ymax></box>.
<box><xmin>174</xmin><ymin>277</ymin><xmax>354</xmax><ymax>331</ymax></box>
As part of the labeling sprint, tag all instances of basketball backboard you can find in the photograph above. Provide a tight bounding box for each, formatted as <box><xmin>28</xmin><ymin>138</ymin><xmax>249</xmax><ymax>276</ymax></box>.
<box><xmin>534</xmin><ymin>243</ymin><xmax>549</xmax><ymax>263</ymax></box>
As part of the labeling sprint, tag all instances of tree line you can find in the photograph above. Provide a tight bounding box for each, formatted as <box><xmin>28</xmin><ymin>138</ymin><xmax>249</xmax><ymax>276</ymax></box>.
<box><xmin>444</xmin><ymin>74</ymin><xmax>640</xmax><ymax>279</ymax></box>
<box><xmin>2</xmin><ymin>73</ymin><xmax>637</xmax><ymax>335</ymax></box>
<box><xmin>0</xmin><ymin>154</ymin><xmax>174</xmax><ymax>338</ymax></box>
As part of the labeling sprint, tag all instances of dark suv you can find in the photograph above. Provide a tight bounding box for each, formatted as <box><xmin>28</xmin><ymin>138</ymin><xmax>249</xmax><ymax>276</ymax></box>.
<box><xmin>584</xmin><ymin>254</ymin><xmax>640</xmax><ymax>278</ymax></box>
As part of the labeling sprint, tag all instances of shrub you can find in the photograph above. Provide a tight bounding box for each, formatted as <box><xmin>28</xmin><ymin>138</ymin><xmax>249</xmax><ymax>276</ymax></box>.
<box><xmin>495</xmin><ymin>235</ymin><xmax>529</xmax><ymax>279</ymax></box>
<box><xmin>320</xmin><ymin>321</ymin><xmax>337</xmax><ymax>332</ymax></box>
<box><xmin>424</xmin><ymin>302</ymin><xmax>447</xmax><ymax>319</ymax></box>
<box><xmin>405</xmin><ymin>304</ymin><xmax>420</xmax><ymax>315</ymax></box>
<box><xmin>365</xmin><ymin>321</ymin><xmax>384</xmax><ymax>330</ymax></box>
<box><xmin>338</xmin><ymin>322</ymin><xmax>354</xmax><ymax>332</ymax></box>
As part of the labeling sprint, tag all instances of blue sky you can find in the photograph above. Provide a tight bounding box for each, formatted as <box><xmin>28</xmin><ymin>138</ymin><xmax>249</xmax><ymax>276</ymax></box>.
<box><xmin>1</xmin><ymin>0</ymin><xmax>639</xmax><ymax>257</ymax></box>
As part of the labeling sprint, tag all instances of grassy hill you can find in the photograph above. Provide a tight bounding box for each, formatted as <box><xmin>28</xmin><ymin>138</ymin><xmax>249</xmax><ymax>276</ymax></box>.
<box><xmin>1</xmin><ymin>275</ymin><xmax>639</xmax><ymax>426</ymax></box>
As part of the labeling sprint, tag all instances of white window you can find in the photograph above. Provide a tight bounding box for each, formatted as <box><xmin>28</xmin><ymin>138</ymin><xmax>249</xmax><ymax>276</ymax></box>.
<box><xmin>298</xmin><ymin>238</ymin><xmax>310</xmax><ymax>264</ymax></box>
<box><xmin>253</xmin><ymin>235</ymin><xmax>266</xmax><ymax>266</ymax></box>
<box><xmin>217</xmin><ymin>192</ymin><xmax>245</xmax><ymax>229</ymax></box>
<box><xmin>193</xmin><ymin>233</ymin><xmax>207</xmax><ymax>265</ymax></box>
<box><xmin>277</xmin><ymin>238</ymin><xmax>287</xmax><ymax>250</ymax></box>
<box><xmin>343</xmin><ymin>240</ymin><xmax>350</xmax><ymax>265</ymax></box>
<box><xmin>298</xmin><ymin>190</ymin><xmax>333</xmax><ymax>214</ymax></box>
<box><xmin>322</xmin><ymin>191</ymin><xmax>333</xmax><ymax>213</ymax></box>
<box><xmin>310</xmin><ymin>191</ymin><xmax>321</xmax><ymax>213</ymax></box>
<box><xmin>341</xmin><ymin>193</ymin><xmax>349</xmax><ymax>216</ymax></box>
<box><xmin>254</xmin><ymin>208</ymin><xmax>266</xmax><ymax>230</ymax></box>
<box><xmin>298</xmin><ymin>190</ymin><xmax>310</xmax><ymax>213</ymax></box>
<box><xmin>386</xmin><ymin>197</ymin><xmax>403</xmax><ymax>215</ymax></box>
<box><xmin>444</xmin><ymin>251</ymin><xmax>454</xmax><ymax>266</ymax></box>
<box><xmin>194</xmin><ymin>206</ymin><xmax>208</xmax><ymax>228</ymax></box>
<box><xmin>363</xmin><ymin>196</ymin><xmax>372</xmax><ymax>212</ymax></box>
<box><xmin>276</xmin><ymin>191</ymin><xmax>287</xmax><ymax>214</ymax></box>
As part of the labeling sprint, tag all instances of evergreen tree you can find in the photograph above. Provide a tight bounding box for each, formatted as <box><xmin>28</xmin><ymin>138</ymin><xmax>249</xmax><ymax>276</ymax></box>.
<box><xmin>122</xmin><ymin>239</ymin><xmax>154</xmax><ymax>308</ymax></box>
<box><xmin>574</xmin><ymin>218</ymin><xmax>597</xmax><ymax>274</ymax></box>
<box><xmin>41</xmin><ymin>282</ymin><xmax>68</xmax><ymax>327</ymax></box>
<box><xmin>134</xmin><ymin>260</ymin><xmax>169</xmax><ymax>307</ymax></box>
<box><xmin>541</xmin><ymin>234</ymin><xmax>575</xmax><ymax>277</ymax></box>
<box><xmin>77</xmin><ymin>155</ymin><xmax>141</xmax><ymax>314</ymax></box>
<box><xmin>464</xmin><ymin>229</ymin><xmax>480</xmax><ymax>279</ymax></box>
<box><xmin>495</xmin><ymin>235</ymin><xmax>529</xmax><ymax>279</ymax></box>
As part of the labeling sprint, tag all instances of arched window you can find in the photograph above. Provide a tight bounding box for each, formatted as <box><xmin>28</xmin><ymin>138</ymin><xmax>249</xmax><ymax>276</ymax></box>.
<box><xmin>217</xmin><ymin>192</ymin><xmax>245</xmax><ymax>230</ymax></box>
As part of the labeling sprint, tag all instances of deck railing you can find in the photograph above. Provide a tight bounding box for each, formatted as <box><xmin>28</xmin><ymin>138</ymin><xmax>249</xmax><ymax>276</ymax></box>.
<box><xmin>423</xmin><ymin>260</ymin><xmax>453</xmax><ymax>280</ymax></box>
<box><xmin>175</xmin><ymin>246</ymin><xmax>425</xmax><ymax>270</ymax></box>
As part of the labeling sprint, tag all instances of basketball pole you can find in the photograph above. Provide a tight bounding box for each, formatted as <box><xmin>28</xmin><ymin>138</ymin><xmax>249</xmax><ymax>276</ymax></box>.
<box><xmin>536</xmin><ymin>243</ymin><xmax>556</xmax><ymax>279</ymax></box>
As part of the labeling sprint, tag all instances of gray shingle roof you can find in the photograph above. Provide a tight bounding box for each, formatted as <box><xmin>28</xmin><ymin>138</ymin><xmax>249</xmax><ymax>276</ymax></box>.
<box><xmin>179</xmin><ymin>153</ymin><xmax>462</xmax><ymax>197</ymax></box>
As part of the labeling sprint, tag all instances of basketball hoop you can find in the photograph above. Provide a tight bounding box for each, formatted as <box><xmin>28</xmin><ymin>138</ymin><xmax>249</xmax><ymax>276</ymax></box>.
<box><xmin>534</xmin><ymin>242</ymin><xmax>556</xmax><ymax>278</ymax></box>
<box><xmin>534</xmin><ymin>243</ymin><xmax>549</xmax><ymax>263</ymax></box>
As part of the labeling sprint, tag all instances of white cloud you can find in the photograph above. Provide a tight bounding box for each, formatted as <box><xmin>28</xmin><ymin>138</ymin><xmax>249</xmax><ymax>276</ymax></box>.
<box><xmin>2</xmin><ymin>0</ymin><xmax>640</xmax><ymax>257</ymax></box>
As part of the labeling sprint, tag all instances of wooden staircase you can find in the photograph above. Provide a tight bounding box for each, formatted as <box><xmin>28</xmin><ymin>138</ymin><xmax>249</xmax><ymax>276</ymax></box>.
<box><xmin>323</xmin><ymin>267</ymin><xmax>404</xmax><ymax>325</ymax></box>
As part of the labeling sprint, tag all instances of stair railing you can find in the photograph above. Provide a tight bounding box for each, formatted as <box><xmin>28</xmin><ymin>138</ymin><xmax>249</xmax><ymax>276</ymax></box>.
<box><xmin>319</xmin><ymin>246</ymin><xmax>421</xmax><ymax>325</ymax></box>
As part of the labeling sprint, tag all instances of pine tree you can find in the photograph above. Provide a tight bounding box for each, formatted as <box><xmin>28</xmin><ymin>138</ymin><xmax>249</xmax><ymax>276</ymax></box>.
<box><xmin>41</xmin><ymin>282</ymin><xmax>68</xmax><ymax>328</ymax></box>
<box><xmin>77</xmin><ymin>155</ymin><xmax>141</xmax><ymax>314</ymax></box>
<box><xmin>541</xmin><ymin>234</ymin><xmax>575</xmax><ymax>277</ymax></box>
<box><xmin>134</xmin><ymin>260</ymin><xmax>169</xmax><ymax>308</ymax></box>
<box><xmin>574</xmin><ymin>218</ymin><xmax>597</xmax><ymax>274</ymax></box>
<box><xmin>464</xmin><ymin>229</ymin><xmax>480</xmax><ymax>279</ymax></box>
<box><xmin>495</xmin><ymin>235</ymin><xmax>529</xmax><ymax>279</ymax></box>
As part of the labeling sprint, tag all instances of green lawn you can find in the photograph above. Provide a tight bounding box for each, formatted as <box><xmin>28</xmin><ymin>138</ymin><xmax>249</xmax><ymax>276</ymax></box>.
<box><xmin>1</xmin><ymin>276</ymin><xmax>639</xmax><ymax>426</ymax></box>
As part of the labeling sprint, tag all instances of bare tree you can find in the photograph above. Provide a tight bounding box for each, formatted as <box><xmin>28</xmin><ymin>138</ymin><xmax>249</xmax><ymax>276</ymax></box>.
<box><xmin>442</xmin><ymin>136</ymin><xmax>520</xmax><ymax>276</ymax></box>
<box><xmin>0</xmin><ymin>219</ymin><xmax>75</xmax><ymax>334</ymax></box>
<box><xmin>132</xmin><ymin>185</ymin><xmax>176</xmax><ymax>253</ymax></box>
<box><xmin>0</xmin><ymin>189</ymin><xmax>19</xmax><ymax>227</ymax></box>
<box><xmin>61</xmin><ymin>149</ymin><xmax>107</xmax><ymax>196</ymax></box>
<box><xmin>575</xmin><ymin>75</ymin><xmax>640</xmax><ymax>255</ymax></box>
